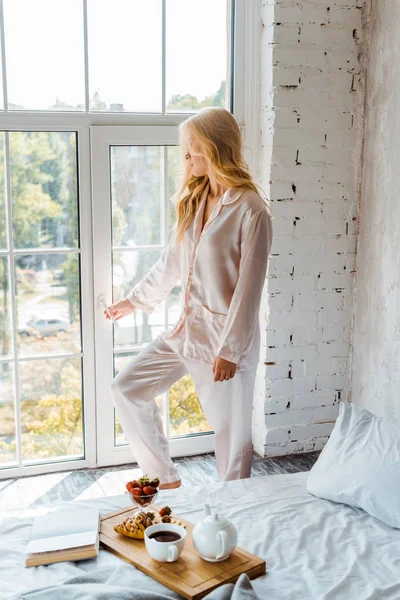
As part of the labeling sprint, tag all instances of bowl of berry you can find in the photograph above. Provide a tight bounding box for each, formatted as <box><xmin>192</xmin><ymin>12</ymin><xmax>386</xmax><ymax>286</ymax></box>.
<box><xmin>125</xmin><ymin>474</ymin><xmax>160</xmax><ymax>513</ymax></box>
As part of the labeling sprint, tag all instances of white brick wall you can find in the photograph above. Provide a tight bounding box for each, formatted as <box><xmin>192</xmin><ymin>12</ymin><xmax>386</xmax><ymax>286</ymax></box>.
<box><xmin>254</xmin><ymin>0</ymin><xmax>365</xmax><ymax>458</ymax></box>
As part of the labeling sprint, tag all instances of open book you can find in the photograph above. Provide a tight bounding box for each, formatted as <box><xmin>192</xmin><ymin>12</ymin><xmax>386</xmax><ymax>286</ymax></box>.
<box><xmin>25</xmin><ymin>506</ymin><xmax>100</xmax><ymax>567</ymax></box>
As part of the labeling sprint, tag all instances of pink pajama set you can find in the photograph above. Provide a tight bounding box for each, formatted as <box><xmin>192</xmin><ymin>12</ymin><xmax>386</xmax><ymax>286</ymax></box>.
<box><xmin>110</xmin><ymin>182</ymin><xmax>273</xmax><ymax>483</ymax></box>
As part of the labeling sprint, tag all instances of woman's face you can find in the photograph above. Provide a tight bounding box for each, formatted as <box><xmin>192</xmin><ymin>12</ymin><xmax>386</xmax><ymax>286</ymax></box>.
<box><xmin>185</xmin><ymin>140</ymin><xmax>209</xmax><ymax>177</ymax></box>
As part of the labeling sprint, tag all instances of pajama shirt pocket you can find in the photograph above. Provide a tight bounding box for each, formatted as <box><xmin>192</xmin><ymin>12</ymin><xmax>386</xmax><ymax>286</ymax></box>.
<box><xmin>200</xmin><ymin>305</ymin><xmax>227</xmax><ymax>358</ymax></box>
<box><xmin>201</xmin><ymin>304</ymin><xmax>227</xmax><ymax>321</ymax></box>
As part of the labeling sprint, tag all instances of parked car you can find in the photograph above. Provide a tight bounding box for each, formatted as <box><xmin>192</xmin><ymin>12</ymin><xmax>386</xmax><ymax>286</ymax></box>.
<box><xmin>15</xmin><ymin>269</ymin><xmax>37</xmax><ymax>284</ymax></box>
<box><xmin>18</xmin><ymin>318</ymin><xmax>70</xmax><ymax>338</ymax></box>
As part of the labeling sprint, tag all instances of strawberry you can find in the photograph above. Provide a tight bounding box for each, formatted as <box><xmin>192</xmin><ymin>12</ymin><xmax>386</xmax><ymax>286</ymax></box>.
<box><xmin>161</xmin><ymin>515</ymin><xmax>171</xmax><ymax>523</ymax></box>
<box><xmin>131</xmin><ymin>487</ymin><xmax>143</xmax><ymax>498</ymax></box>
<box><xmin>150</xmin><ymin>477</ymin><xmax>160</xmax><ymax>488</ymax></box>
<box><xmin>143</xmin><ymin>486</ymin><xmax>157</xmax><ymax>496</ymax></box>
<box><xmin>132</xmin><ymin>480</ymin><xmax>139</xmax><ymax>487</ymax></box>
<box><xmin>159</xmin><ymin>505</ymin><xmax>172</xmax><ymax>517</ymax></box>
<box><xmin>138</xmin><ymin>475</ymin><xmax>150</xmax><ymax>489</ymax></box>
<box><xmin>126</xmin><ymin>481</ymin><xmax>134</xmax><ymax>492</ymax></box>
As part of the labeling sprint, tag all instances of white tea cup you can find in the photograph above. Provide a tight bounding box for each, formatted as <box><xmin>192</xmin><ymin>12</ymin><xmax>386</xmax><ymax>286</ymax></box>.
<box><xmin>144</xmin><ymin>523</ymin><xmax>186</xmax><ymax>562</ymax></box>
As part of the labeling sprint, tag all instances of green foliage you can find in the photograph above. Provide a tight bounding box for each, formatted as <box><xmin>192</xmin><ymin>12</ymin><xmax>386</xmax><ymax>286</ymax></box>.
<box><xmin>22</xmin><ymin>396</ymin><xmax>82</xmax><ymax>457</ymax></box>
<box><xmin>167</xmin><ymin>80</ymin><xmax>226</xmax><ymax>111</ymax></box>
<box><xmin>60</xmin><ymin>254</ymin><xmax>79</xmax><ymax>323</ymax></box>
<box><xmin>0</xmin><ymin>257</ymin><xmax>10</xmax><ymax>356</ymax></box>
<box><xmin>0</xmin><ymin>131</ymin><xmax>78</xmax><ymax>357</ymax></box>
<box><xmin>169</xmin><ymin>374</ymin><xmax>212</xmax><ymax>435</ymax></box>
<box><xmin>4</xmin><ymin>132</ymin><xmax>62</xmax><ymax>249</ymax></box>
<box><xmin>0</xmin><ymin>358</ymin><xmax>83</xmax><ymax>463</ymax></box>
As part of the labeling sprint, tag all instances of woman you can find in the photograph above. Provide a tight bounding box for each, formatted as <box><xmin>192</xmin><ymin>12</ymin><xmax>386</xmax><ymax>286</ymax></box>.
<box><xmin>105</xmin><ymin>107</ymin><xmax>273</xmax><ymax>490</ymax></box>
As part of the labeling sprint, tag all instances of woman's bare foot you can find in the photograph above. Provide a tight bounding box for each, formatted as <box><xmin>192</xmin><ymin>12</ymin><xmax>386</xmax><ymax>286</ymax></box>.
<box><xmin>158</xmin><ymin>479</ymin><xmax>182</xmax><ymax>490</ymax></box>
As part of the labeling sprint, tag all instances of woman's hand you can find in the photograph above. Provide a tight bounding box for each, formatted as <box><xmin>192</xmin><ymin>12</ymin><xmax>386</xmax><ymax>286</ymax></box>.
<box><xmin>103</xmin><ymin>298</ymin><xmax>136</xmax><ymax>321</ymax></box>
<box><xmin>213</xmin><ymin>356</ymin><xmax>237</xmax><ymax>382</ymax></box>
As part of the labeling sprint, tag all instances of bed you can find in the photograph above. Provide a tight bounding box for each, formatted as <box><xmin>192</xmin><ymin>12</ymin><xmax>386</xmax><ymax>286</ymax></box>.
<box><xmin>1</xmin><ymin>469</ymin><xmax>399</xmax><ymax>600</ymax></box>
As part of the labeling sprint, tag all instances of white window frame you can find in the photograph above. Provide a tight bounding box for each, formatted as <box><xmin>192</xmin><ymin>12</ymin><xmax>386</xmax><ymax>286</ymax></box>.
<box><xmin>0</xmin><ymin>126</ymin><xmax>98</xmax><ymax>480</ymax></box>
<box><xmin>91</xmin><ymin>124</ymin><xmax>220</xmax><ymax>466</ymax></box>
<box><xmin>0</xmin><ymin>0</ymin><xmax>261</xmax><ymax>479</ymax></box>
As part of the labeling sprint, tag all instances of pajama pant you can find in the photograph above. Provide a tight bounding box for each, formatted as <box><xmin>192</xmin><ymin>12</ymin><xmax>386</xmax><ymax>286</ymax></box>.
<box><xmin>109</xmin><ymin>332</ymin><xmax>258</xmax><ymax>485</ymax></box>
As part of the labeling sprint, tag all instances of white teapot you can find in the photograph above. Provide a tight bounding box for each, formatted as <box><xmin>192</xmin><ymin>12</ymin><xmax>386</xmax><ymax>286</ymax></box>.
<box><xmin>192</xmin><ymin>504</ymin><xmax>238</xmax><ymax>562</ymax></box>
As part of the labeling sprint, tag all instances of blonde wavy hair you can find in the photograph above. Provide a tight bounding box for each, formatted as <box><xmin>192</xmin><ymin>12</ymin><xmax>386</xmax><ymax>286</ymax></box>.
<box><xmin>170</xmin><ymin>107</ymin><xmax>272</xmax><ymax>246</ymax></box>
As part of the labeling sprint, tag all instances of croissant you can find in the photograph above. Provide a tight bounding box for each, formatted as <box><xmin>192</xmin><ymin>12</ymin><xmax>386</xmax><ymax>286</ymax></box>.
<box><xmin>113</xmin><ymin>511</ymin><xmax>157</xmax><ymax>539</ymax></box>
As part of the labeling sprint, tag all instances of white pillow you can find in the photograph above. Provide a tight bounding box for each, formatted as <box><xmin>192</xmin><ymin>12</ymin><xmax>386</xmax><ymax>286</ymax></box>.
<box><xmin>306</xmin><ymin>401</ymin><xmax>400</xmax><ymax>529</ymax></box>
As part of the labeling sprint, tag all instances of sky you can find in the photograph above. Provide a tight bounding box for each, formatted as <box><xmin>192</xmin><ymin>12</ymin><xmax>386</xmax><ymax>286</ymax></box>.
<box><xmin>1</xmin><ymin>0</ymin><xmax>228</xmax><ymax>112</ymax></box>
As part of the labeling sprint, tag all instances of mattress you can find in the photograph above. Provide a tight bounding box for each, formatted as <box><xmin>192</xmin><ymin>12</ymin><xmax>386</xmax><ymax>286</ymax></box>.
<box><xmin>0</xmin><ymin>471</ymin><xmax>399</xmax><ymax>599</ymax></box>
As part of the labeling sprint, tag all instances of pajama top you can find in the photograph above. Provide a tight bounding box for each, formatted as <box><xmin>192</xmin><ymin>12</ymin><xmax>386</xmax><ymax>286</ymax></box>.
<box><xmin>127</xmin><ymin>182</ymin><xmax>273</xmax><ymax>371</ymax></box>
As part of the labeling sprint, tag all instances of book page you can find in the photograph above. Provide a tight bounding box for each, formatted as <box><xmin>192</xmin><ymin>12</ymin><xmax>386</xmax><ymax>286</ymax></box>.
<box><xmin>26</xmin><ymin>531</ymin><xmax>97</xmax><ymax>554</ymax></box>
<box><xmin>26</xmin><ymin>507</ymin><xmax>100</xmax><ymax>555</ymax></box>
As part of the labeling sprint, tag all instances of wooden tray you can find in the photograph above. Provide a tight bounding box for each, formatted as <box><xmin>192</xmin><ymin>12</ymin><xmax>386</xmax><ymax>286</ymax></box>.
<box><xmin>100</xmin><ymin>505</ymin><xmax>266</xmax><ymax>600</ymax></box>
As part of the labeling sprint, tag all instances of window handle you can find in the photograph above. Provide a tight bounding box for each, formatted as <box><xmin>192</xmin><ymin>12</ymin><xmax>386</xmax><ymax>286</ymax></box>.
<box><xmin>99</xmin><ymin>295</ymin><xmax>119</xmax><ymax>327</ymax></box>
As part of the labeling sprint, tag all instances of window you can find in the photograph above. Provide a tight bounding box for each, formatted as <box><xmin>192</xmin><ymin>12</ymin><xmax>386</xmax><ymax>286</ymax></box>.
<box><xmin>2</xmin><ymin>0</ymin><xmax>232</xmax><ymax>114</ymax></box>
<box><xmin>0</xmin><ymin>0</ymin><xmax>260</xmax><ymax>478</ymax></box>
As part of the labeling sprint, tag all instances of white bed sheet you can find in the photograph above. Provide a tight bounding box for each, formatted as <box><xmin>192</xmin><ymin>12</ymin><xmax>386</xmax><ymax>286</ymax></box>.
<box><xmin>1</xmin><ymin>471</ymin><xmax>399</xmax><ymax>600</ymax></box>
